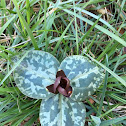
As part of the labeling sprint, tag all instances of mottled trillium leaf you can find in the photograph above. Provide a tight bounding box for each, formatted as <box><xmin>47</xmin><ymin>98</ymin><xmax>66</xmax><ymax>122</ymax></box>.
<box><xmin>40</xmin><ymin>94</ymin><xmax>86</xmax><ymax>126</ymax></box>
<box><xmin>13</xmin><ymin>51</ymin><xmax>60</xmax><ymax>99</ymax></box>
<box><xmin>59</xmin><ymin>55</ymin><xmax>104</xmax><ymax>101</ymax></box>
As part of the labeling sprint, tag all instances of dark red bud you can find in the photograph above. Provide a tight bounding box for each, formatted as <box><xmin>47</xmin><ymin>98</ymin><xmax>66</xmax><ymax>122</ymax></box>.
<box><xmin>46</xmin><ymin>70</ymin><xmax>72</xmax><ymax>97</ymax></box>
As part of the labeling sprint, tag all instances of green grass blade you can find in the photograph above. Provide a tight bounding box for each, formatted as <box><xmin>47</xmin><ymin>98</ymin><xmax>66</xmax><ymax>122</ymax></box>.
<box><xmin>44</xmin><ymin>0</ymin><xmax>48</xmax><ymax>51</ymax></box>
<box><xmin>108</xmin><ymin>94</ymin><xmax>126</xmax><ymax>104</ymax></box>
<box><xmin>80</xmin><ymin>15</ymin><xmax>101</xmax><ymax>45</ymax></box>
<box><xmin>97</xmin><ymin>55</ymin><xmax>108</xmax><ymax>116</ymax></box>
<box><xmin>84</xmin><ymin>53</ymin><xmax>126</xmax><ymax>87</ymax></box>
<box><xmin>26</xmin><ymin>0</ymin><xmax>30</xmax><ymax>24</ymax></box>
<box><xmin>52</xmin><ymin>18</ymin><xmax>74</xmax><ymax>54</ymax></box>
<box><xmin>1</xmin><ymin>0</ymin><xmax>6</xmax><ymax>26</ymax></box>
<box><xmin>73</xmin><ymin>0</ymin><xmax>79</xmax><ymax>54</ymax></box>
<box><xmin>97</xmin><ymin>40</ymin><xmax>114</xmax><ymax>61</ymax></box>
<box><xmin>75</xmin><ymin>7</ymin><xmax>116</xmax><ymax>32</ymax></box>
<box><xmin>86</xmin><ymin>35</ymin><xmax>96</xmax><ymax>54</ymax></box>
<box><xmin>12</xmin><ymin>0</ymin><xmax>39</xmax><ymax>50</ymax></box>
<box><xmin>100</xmin><ymin>116</ymin><xmax>126</xmax><ymax>126</ymax></box>
<box><xmin>0</xmin><ymin>16</ymin><xmax>16</xmax><ymax>36</ymax></box>
<box><xmin>62</xmin><ymin>9</ymin><xmax>126</xmax><ymax>47</ymax></box>
<box><xmin>100</xmin><ymin>104</ymin><xmax>119</xmax><ymax>118</ymax></box>
<box><xmin>0</xmin><ymin>52</ymin><xmax>29</xmax><ymax>86</ymax></box>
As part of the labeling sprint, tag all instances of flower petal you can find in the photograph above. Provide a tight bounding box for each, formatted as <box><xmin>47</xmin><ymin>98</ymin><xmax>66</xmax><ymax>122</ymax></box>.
<box><xmin>53</xmin><ymin>76</ymin><xmax>61</xmax><ymax>92</ymax></box>
<box><xmin>57</xmin><ymin>86</ymin><xmax>69</xmax><ymax>97</ymax></box>
<box><xmin>56</xmin><ymin>70</ymin><xmax>66</xmax><ymax>77</ymax></box>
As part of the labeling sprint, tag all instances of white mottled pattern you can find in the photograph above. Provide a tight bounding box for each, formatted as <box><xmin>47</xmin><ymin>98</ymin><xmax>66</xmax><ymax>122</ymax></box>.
<box><xmin>40</xmin><ymin>95</ymin><xmax>86</xmax><ymax>126</ymax></box>
<box><xmin>71</xmin><ymin>67</ymin><xmax>99</xmax><ymax>81</ymax></box>
<box><xmin>13</xmin><ymin>51</ymin><xmax>60</xmax><ymax>99</ymax></box>
<box><xmin>59</xmin><ymin>55</ymin><xmax>104</xmax><ymax>101</ymax></box>
<box><xmin>75</xmin><ymin>93</ymin><xmax>80</xmax><ymax>99</ymax></box>
<box><xmin>88</xmin><ymin>91</ymin><xmax>91</xmax><ymax>96</ymax></box>
<box><xmin>59</xmin><ymin>55</ymin><xmax>87</xmax><ymax>77</ymax></box>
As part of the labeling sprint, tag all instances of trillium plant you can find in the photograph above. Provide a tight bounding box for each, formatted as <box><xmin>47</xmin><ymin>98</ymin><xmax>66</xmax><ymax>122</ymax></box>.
<box><xmin>13</xmin><ymin>51</ymin><xmax>104</xmax><ymax>126</ymax></box>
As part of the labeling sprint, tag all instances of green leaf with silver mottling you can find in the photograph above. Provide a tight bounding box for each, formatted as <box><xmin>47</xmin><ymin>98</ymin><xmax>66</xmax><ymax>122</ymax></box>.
<box><xmin>59</xmin><ymin>55</ymin><xmax>104</xmax><ymax>101</ymax></box>
<box><xmin>40</xmin><ymin>94</ymin><xmax>86</xmax><ymax>126</ymax></box>
<box><xmin>13</xmin><ymin>50</ymin><xmax>60</xmax><ymax>99</ymax></box>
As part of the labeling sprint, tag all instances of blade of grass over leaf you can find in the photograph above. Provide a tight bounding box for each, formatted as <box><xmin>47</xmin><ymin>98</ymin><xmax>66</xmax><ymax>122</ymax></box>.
<box><xmin>61</xmin><ymin>9</ymin><xmax>126</xmax><ymax>47</ymax></box>
<box><xmin>52</xmin><ymin>18</ymin><xmax>74</xmax><ymax>54</ymax></box>
<box><xmin>0</xmin><ymin>51</ymin><xmax>29</xmax><ymax>86</ymax></box>
<box><xmin>12</xmin><ymin>0</ymin><xmax>39</xmax><ymax>50</ymax></box>
<box><xmin>83</xmin><ymin>53</ymin><xmax>126</xmax><ymax>87</ymax></box>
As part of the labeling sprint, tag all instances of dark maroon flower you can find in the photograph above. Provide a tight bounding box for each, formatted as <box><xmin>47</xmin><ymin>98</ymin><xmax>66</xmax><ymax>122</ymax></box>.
<box><xmin>46</xmin><ymin>70</ymin><xmax>72</xmax><ymax>97</ymax></box>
